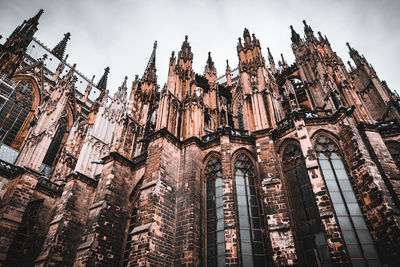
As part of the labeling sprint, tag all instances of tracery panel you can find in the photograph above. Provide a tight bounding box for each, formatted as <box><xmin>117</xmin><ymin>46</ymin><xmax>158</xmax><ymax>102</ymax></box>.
<box><xmin>234</xmin><ymin>153</ymin><xmax>265</xmax><ymax>266</ymax></box>
<box><xmin>0</xmin><ymin>81</ymin><xmax>34</xmax><ymax>148</ymax></box>
<box><xmin>205</xmin><ymin>156</ymin><xmax>225</xmax><ymax>266</ymax></box>
<box><xmin>282</xmin><ymin>143</ymin><xmax>330</xmax><ymax>266</ymax></box>
<box><xmin>315</xmin><ymin>136</ymin><xmax>381</xmax><ymax>267</ymax></box>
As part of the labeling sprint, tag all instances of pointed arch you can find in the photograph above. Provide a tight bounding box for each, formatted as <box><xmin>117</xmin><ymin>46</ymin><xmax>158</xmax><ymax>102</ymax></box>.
<box><xmin>0</xmin><ymin>75</ymin><xmax>41</xmax><ymax>150</ymax></box>
<box><xmin>314</xmin><ymin>134</ymin><xmax>380</xmax><ymax>266</ymax></box>
<box><xmin>280</xmin><ymin>140</ymin><xmax>331</xmax><ymax>266</ymax></box>
<box><xmin>204</xmin><ymin>153</ymin><xmax>225</xmax><ymax>266</ymax></box>
<box><xmin>232</xmin><ymin>152</ymin><xmax>266</xmax><ymax>265</ymax></box>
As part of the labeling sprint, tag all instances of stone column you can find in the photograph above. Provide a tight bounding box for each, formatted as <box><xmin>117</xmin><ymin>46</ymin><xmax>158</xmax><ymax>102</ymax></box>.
<box><xmin>73</xmin><ymin>153</ymin><xmax>133</xmax><ymax>266</ymax></box>
<box><xmin>219</xmin><ymin>135</ymin><xmax>240</xmax><ymax>265</ymax></box>
<box><xmin>339</xmin><ymin>121</ymin><xmax>400</xmax><ymax>265</ymax></box>
<box><xmin>126</xmin><ymin>132</ymin><xmax>180</xmax><ymax>266</ymax></box>
<box><xmin>35</xmin><ymin>173</ymin><xmax>96</xmax><ymax>266</ymax></box>
<box><xmin>358</xmin><ymin>125</ymin><xmax>400</xmax><ymax>207</ymax></box>
<box><xmin>295</xmin><ymin>119</ymin><xmax>349</xmax><ymax>264</ymax></box>
<box><xmin>256</xmin><ymin>135</ymin><xmax>297</xmax><ymax>266</ymax></box>
<box><xmin>0</xmin><ymin>169</ymin><xmax>38</xmax><ymax>264</ymax></box>
<box><xmin>174</xmin><ymin>142</ymin><xmax>202</xmax><ymax>265</ymax></box>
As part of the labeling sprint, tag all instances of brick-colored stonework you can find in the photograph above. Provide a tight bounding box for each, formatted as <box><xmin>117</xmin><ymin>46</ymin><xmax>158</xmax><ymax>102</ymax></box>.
<box><xmin>0</xmin><ymin>10</ymin><xmax>400</xmax><ymax>267</ymax></box>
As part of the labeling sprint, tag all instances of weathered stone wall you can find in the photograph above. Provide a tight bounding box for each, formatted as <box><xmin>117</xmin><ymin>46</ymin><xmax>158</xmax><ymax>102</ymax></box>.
<box><xmin>339</xmin><ymin>121</ymin><xmax>400</xmax><ymax>265</ymax></box>
<box><xmin>174</xmin><ymin>142</ymin><xmax>203</xmax><ymax>265</ymax></box>
<box><xmin>127</xmin><ymin>135</ymin><xmax>180</xmax><ymax>266</ymax></box>
<box><xmin>256</xmin><ymin>135</ymin><xmax>297</xmax><ymax>266</ymax></box>
<box><xmin>35</xmin><ymin>175</ymin><xmax>96</xmax><ymax>266</ymax></box>
<box><xmin>0</xmin><ymin>169</ymin><xmax>39</xmax><ymax>265</ymax></box>
<box><xmin>73</xmin><ymin>153</ymin><xmax>136</xmax><ymax>266</ymax></box>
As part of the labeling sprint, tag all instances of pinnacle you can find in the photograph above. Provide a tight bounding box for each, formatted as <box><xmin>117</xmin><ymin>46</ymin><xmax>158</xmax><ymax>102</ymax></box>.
<box><xmin>97</xmin><ymin>67</ymin><xmax>110</xmax><ymax>91</ymax></box>
<box><xmin>52</xmin><ymin>32</ymin><xmax>71</xmax><ymax>60</ymax></box>
<box><xmin>243</xmin><ymin>28</ymin><xmax>250</xmax><ymax>37</ymax></box>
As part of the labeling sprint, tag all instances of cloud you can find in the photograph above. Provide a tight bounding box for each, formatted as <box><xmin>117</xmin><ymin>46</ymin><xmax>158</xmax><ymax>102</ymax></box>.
<box><xmin>1</xmin><ymin>0</ymin><xmax>399</xmax><ymax>94</ymax></box>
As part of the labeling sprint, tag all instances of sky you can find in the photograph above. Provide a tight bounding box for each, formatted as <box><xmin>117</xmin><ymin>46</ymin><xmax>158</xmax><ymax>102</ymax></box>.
<box><xmin>1</xmin><ymin>0</ymin><xmax>399</xmax><ymax>95</ymax></box>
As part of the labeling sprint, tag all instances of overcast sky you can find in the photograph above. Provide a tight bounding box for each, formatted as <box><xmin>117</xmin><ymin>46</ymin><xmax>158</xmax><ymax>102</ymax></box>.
<box><xmin>1</xmin><ymin>0</ymin><xmax>399</xmax><ymax>95</ymax></box>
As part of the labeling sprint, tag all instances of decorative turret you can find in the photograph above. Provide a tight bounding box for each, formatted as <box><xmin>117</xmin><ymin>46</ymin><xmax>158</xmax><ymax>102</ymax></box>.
<box><xmin>142</xmin><ymin>41</ymin><xmax>157</xmax><ymax>85</ymax></box>
<box><xmin>142</xmin><ymin>41</ymin><xmax>158</xmax><ymax>94</ymax></box>
<box><xmin>290</xmin><ymin>25</ymin><xmax>301</xmax><ymax>45</ymax></box>
<box><xmin>267</xmin><ymin>47</ymin><xmax>277</xmax><ymax>74</ymax></box>
<box><xmin>303</xmin><ymin>20</ymin><xmax>315</xmax><ymax>40</ymax></box>
<box><xmin>178</xmin><ymin>35</ymin><xmax>193</xmax><ymax>66</ymax></box>
<box><xmin>346</xmin><ymin>42</ymin><xmax>364</xmax><ymax>69</ymax></box>
<box><xmin>0</xmin><ymin>9</ymin><xmax>43</xmax><ymax>77</ymax></box>
<box><xmin>237</xmin><ymin>28</ymin><xmax>275</xmax><ymax>131</ymax></box>
<box><xmin>87</xmin><ymin>67</ymin><xmax>110</xmax><ymax>124</ymax></box>
<box><xmin>225</xmin><ymin>59</ymin><xmax>232</xmax><ymax>86</ymax></box>
<box><xmin>280</xmin><ymin>53</ymin><xmax>288</xmax><ymax>69</ymax></box>
<box><xmin>204</xmin><ymin>52</ymin><xmax>216</xmax><ymax>87</ymax></box>
<box><xmin>111</xmin><ymin>76</ymin><xmax>128</xmax><ymax>106</ymax></box>
<box><xmin>81</xmin><ymin>75</ymin><xmax>95</xmax><ymax>103</ymax></box>
<box><xmin>52</xmin><ymin>32</ymin><xmax>71</xmax><ymax>60</ymax></box>
<box><xmin>97</xmin><ymin>66</ymin><xmax>110</xmax><ymax>91</ymax></box>
<box><xmin>52</xmin><ymin>54</ymin><xmax>69</xmax><ymax>82</ymax></box>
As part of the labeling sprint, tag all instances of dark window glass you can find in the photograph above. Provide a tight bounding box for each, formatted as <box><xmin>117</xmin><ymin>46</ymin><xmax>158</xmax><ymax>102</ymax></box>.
<box><xmin>282</xmin><ymin>143</ymin><xmax>331</xmax><ymax>266</ymax></box>
<box><xmin>315</xmin><ymin>136</ymin><xmax>381</xmax><ymax>266</ymax></box>
<box><xmin>206</xmin><ymin>156</ymin><xmax>225</xmax><ymax>266</ymax></box>
<box><xmin>238</xmin><ymin>101</ymin><xmax>244</xmax><ymax>130</ymax></box>
<box><xmin>234</xmin><ymin>154</ymin><xmax>265</xmax><ymax>266</ymax></box>
<box><xmin>0</xmin><ymin>81</ymin><xmax>34</xmax><ymax>148</ymax></box>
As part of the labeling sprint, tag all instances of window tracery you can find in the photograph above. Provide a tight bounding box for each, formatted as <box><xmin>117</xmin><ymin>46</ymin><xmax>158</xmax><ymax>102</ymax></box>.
<box><xmin>282</xmin><ymin>143</ymin><xmax>330</xmax><ymax>266</ymax></box>
<box><xmin>315</xmin><ymin>136</ymin><xmax>380</xmax><ymax>266</ymax></box>
<box><xmin>205</xmin><ymin>156</ymin><xmax>225</xmax><ymax>266</ymax></box>
<box><xmin>0</xmin><ymin>81</ymin><xmax>34</xmax><ymax>148</ymax></box>
<box><xmin>234</xmin><ymin>153</ymin><xmax>265</xmax><ymax>266</ymax></box>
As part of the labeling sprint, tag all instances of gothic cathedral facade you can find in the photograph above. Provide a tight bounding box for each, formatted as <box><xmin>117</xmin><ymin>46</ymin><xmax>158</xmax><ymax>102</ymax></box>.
<box><xmin>0</xmin><ymin>9</ymin><xmax>400</xmax><ymax>267</ymax></box>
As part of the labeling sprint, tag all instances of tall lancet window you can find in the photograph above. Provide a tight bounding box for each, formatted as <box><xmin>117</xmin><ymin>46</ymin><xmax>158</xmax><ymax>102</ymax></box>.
<box><xmin>315</xmin><ymin>136</ymin><xmax>381</xmax><ymax>266</ymax></box>
<box><xmin>234</xmin><ymin>154</ymin><xmax>265</xmax><ymax>266</ymax></box>
<box><xmin>0</xmin><ymin>81</ymin><xmax>34</xmax><ymax>148</ymax></box>
<box><xmin>238</xmin><ymin>101</ymin><xmax>244</xmax><ymax>130</ymax></box>
<box><xmin>205</xmin><ymin>156</ymin><xmax>225</xmax><ymax>266</ymax></box>
<box><xmin>282</xmin><ymin>143</ymin><xmax>330</xmax><ymax>266</ymax></box>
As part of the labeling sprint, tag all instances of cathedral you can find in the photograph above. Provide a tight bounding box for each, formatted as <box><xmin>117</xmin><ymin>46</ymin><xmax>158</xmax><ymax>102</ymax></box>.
<box><xmin>1</xmin><ymin>9</ymin><xmax>400</xmax><ymax>267</ymax></box>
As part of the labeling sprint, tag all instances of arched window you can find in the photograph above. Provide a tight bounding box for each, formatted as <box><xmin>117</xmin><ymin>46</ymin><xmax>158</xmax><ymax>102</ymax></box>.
<box><xmin>0</xmin><ymin>81</ymin><xmax>34</xmax><ymax>148</ymax></box>
<box><xmin>282</xmin><ymin>143</ymin><xmax>330</xmax><ymax>266</ymax></box>
<box><xmin>234</xmin><ymin>154</ymin><xmax>265</xmax><ymax>266</ymax></box>
<box><xmin>40</xmin><ymin>112</ymin><xmax>69</xmax><ymax>177</ymax></box>
<box><xmin>205</xmin><ymin>156</ymin><xmax>225</xmax><ymax>266</ymax></box>
<box><xmin>315</xmin><ymin>136</ymin><xmax>380</xmax><ymax>266</ymax></box>
<box><xmin>238</xmin><ymin>101</ymin><xmax>244</xmax><ymax>130</ymax></box>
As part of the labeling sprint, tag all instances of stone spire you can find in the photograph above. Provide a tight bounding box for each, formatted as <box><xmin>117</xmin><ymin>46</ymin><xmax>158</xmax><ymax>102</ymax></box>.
<box><xmin>178</xmin><ymin>35</ymin><xmax>193</xmax><ymax>64</ymax></box>
<box><xmin>303</xmin><ymin>20</ymin><xmax>314</xmax><ymax>37</ymax></box>
<box><xmin>204</xmin><ymin>52</ymin><xmax>217</xmax><ymax>86</ymax></box>
<box><xmin>346</xmin><ymin>42</ymin><xmax>364</xmax><ymax>68</ymax></box>
<box><xmin>52</xmin><ymin>32</ymin><xmax>71</xmax><ymax>60</ymax></box>
<box><xmin>206</xmin><ymin>52</ymin><xmax>215</xmax><ymax>70</ymax></box>
<box><xmin>267</xmin><ymin>47</ymin><xmax>277</xmax><ymax>74</ymax></box>
<box><xmin>204</xmin><ymin>52</ymin><xmax>216</xmax><ymax>76</ymax></box>
<box><xmin>290</xmin><ymin>25</ymin><xmax>301</xmax><ymax>45</ymax></box>
<box><xmin>0</xmin><ymin>9</ymin><xmax>44</xmax><ymax>77</ymax></box>
<box><xmin>225</xmin><ymin>59</ymin><xmax>232</xmax><ymax>86</ymax></box>
<box><xmin>142</xmin><ymin>41</ymin><xmax>157</xmax><ymax>84</ymax></box>
<box><xmin>97</xmin><ymin>67</ymin><xmax>110</xmax><ymax>91</ymax></box>
<box><xmin>113</xmin><ymin>76</ymin><xmax>128</xmax><ymax>103</ymax></box>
